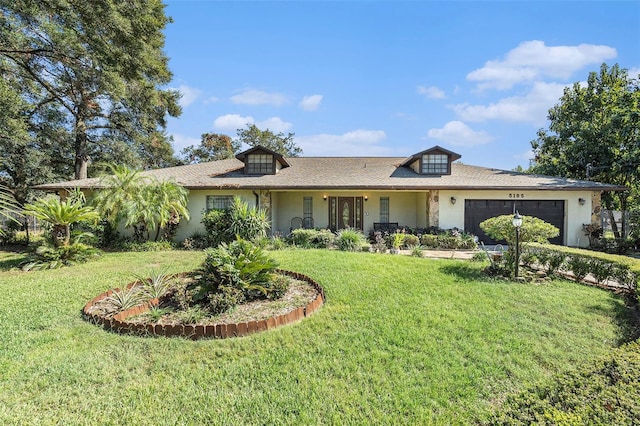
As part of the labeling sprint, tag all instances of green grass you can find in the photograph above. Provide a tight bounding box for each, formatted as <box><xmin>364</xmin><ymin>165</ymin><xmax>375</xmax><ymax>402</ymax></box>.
<box><xmin>0</xmin><ymin>249</ymin><xmax>635</xmax><ymax>424</ymax></box>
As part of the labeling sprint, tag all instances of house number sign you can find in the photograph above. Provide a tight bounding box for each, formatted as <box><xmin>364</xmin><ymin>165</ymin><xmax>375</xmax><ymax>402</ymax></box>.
<box><xmin>508</xmin><ymin>193</ymin><xmax>525</xmax><ymax>198</ymax></box>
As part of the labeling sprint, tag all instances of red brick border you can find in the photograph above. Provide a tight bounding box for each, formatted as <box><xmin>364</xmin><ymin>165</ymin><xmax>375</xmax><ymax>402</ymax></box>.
<box><xmin>82</xmin><ymin>269</ymin><xmax>325</xmax><ymax>340</ymax></box>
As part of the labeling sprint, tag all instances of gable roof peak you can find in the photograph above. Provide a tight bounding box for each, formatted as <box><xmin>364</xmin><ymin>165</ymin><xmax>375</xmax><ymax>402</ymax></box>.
<box><xmin>399</xmin><ymin>146</ymin><xmax>462</xmax><ymax>167</ymax></box>
<box><xmin>235</xmin><ymin>145</ymin><xmax>290</xmax><ymax>167</ymax></box>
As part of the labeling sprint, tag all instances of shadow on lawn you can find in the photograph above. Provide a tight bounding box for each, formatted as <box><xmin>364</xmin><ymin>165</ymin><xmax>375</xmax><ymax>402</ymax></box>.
<box><xmin>441</xmin><ymin>261</ymin><xmax>640</xmax><ymax>345</ymax></box>
<box><xmin>0</xmin><ymin>246</ymin><xmax>29</xmax><ymax>270</ymax></box>
<box><xmin>438</xmin><ymin>262</ymin><xmax>489</xmax><ymax>281</ymax></box>
<box><xmin>587</xmin><ymin>298</ymin><xmax>640</xmax><ymax>345</ymax></box>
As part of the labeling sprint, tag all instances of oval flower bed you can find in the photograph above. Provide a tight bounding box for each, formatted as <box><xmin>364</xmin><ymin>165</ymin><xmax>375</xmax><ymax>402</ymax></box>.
<box><xmin>83</xmin><ymin>269</ymin><xmax>325</xmax><ymax>340</ymax></box>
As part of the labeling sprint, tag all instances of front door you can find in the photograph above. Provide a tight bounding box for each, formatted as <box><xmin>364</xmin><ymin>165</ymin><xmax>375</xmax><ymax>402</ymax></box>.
<box><xmin>328</xmin><ymin>196</ymin><xmax>364</xmax><ymax>231</ymax></box>
<box><xmin>338</xmin><ymin>197</ymin><xmax>355</xmax><ymax>229</ymax></box>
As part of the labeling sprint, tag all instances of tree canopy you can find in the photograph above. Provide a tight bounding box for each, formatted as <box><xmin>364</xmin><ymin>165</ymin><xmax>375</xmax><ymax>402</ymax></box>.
<box><xmin>236</xmin><ymin>123</ymin><xmax>302</xmax><ymax>157</ymax></box>
<box><xmin>181</xmin><ymin>133</ymin><xmax>239</xmax><ymax>164</ymax></box>
<box><xmin>530</xmin><ymin>63</ymin><xmax>640</xmax><ymax>212</ymax></box>
<box><xmin>0</xmin><ymin>0</ymin><xmax>181</xmax><ymax>184</ymax></box>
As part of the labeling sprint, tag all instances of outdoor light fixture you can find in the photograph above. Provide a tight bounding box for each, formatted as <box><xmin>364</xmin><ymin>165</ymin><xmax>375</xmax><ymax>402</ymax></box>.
<box><xmin>364</xmin><ymin>195</ymin><xmax>368</xmax><ymax>201</ymax></box>
<box><xmin>450</xmin><ymin>197</ymin><xmax>456</xmax><ymax>205</ymax></box>
<box><xmin>323</xmin><ymin>195</ymin><xmax>327</xmax><ymax>201</ymax></box>
<box><xmin>512</xmin><ymin>211</ymin><xmax>523</xmax><ymax>278</ymax></box>
<box><xmin>578</xmin><ymin>198</ymin><xmax>586</xmax><ymax>205</ymax></box>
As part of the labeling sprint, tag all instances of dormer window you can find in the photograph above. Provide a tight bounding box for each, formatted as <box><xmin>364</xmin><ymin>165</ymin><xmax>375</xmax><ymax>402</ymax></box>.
<box><xmin>399</xmin><ymin>145</ymin><xmax>461</xmax><ymax>176</ymax></box>
<box><xmin>247</xmin><ymin>153</ymin><xmax>274</xmax><ymax>174</ymax></box>
<box><xmin>235</xmin><ymin>145</ymin><xmax>290</xmax><ymax>175</ymax></box>
<box><xmin>422</xmin><ymin>154</ymin><xmax>449</xmax><ymax>174</ymax></box>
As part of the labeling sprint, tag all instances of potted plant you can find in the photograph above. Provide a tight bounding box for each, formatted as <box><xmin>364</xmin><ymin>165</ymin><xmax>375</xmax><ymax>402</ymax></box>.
<box><xmin>390</xmin><ymin>232</ymin><xmax>404</xmax><ymax>254</ymax></box>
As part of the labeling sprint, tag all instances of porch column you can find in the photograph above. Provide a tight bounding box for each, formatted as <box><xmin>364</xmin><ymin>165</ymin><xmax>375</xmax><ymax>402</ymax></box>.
<box><xmin>591</xmin><ymin>191</ymin><xmax>601</xmax><ymax>227</ymax></box>
<box><xmin>259</xmin><ymin>190</ymin><xmax>272</xmax><ymax>231</ymax></box>
<box><xmin>427</xmin><ymin>190</ymin><xmax>440</xmax><ymax>228</ymax></box>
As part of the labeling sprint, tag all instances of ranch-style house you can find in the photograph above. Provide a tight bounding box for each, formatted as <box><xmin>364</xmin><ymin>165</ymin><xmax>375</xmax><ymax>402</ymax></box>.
<box><xmin>37</xmin><ymin>145</ymin><xmax>626</xmax><ymax>247</ymax></box>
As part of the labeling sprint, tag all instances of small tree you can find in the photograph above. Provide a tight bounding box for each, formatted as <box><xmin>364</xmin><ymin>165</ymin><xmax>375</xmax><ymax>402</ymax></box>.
<box><xmin>480</xmin><ymin>214</ymin><xmax>559</xmax><ymax>274</ymax></box>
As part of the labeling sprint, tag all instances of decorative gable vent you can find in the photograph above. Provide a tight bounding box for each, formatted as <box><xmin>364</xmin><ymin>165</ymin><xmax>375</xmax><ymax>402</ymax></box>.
<box><xmin>235</xmin><ymin>145</ymin><xmax>290</xmax><ymax>175</ymax></box>
<box><xmin>399</xmin><ymin>146</ymin><xmax>461</xmax><ymax>176</ymax></box>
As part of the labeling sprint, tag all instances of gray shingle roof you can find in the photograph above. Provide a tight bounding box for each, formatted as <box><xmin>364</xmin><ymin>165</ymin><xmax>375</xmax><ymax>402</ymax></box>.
<box><xmin>34</xmin><ymin>157</ymin><xmax>627</xmax><ymax>192</ymax></box>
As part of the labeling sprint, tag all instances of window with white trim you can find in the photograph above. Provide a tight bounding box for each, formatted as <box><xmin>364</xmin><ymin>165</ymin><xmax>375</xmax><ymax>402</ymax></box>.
<box><xmin>206</xmin><ymin>195</ymin><xmax>234</xmax><ymax>211</ymax></box>
<box><xmin>246</xmin><ymin>153</ymin><xmax>273</xmax><ymax>174</ymax></box>
<box><xmin>421</xmin><ymin>154</ymin><xmax>449</xmax><ymax>174</ymax></box>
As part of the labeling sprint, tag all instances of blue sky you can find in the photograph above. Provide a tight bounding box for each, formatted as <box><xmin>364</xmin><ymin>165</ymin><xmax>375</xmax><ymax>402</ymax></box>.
<box><xmin>163</xmin><ymin>1</ymin><xmax>640</xmax><ymax>170</ymax></box>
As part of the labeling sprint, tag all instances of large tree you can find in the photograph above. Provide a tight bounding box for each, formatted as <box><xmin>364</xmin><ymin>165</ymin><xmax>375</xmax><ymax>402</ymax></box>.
<box><xmin>0</xmin><ymin>0</ymin><xmax>181</xmax><ymax>181</ymax></box>
<box><xmin>181</xmin><ymin>132</ymin><xmax>239</xmax><ymax>164</ymax></box>
<box><xmin>530</xmin><ymin>63</ymin><xmax>640</xmax><ymax>225</ymax></box>
<box><xmin>236</xmin><ymin>123</ymin><xmax>302</xmax><ymax>157</ymax></box>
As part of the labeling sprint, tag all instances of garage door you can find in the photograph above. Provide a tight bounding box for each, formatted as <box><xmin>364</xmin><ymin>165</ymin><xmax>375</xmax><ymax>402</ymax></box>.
<box><xmin>464</xmin><ymin>200</ymin><xmax>564</xmax><ymax>245</ymax></box>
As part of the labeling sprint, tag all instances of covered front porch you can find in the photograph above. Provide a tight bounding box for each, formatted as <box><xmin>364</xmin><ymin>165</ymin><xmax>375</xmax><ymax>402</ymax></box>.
<box><xmin>269</xmin><ymin>190</ymin><xmax>438</xmax><ymax>235</ymax></box>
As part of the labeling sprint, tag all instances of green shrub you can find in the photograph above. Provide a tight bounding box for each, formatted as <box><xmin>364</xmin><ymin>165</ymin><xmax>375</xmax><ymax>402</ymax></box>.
<box><xmin>403</xmin><ymin>234</ymin><xmax>420</xmax><ymax>248</ymax></box>
<box><xmin>410</xmin><ymin>246</ymin><xmax>424</xmax><ymax>257</ymax></box>
<box><xmin>201</xmin><ymin>209</ymin><xmax>226</xmax><ymax>246</ymax></box>
<box><xmin>180</xmin><ymin>232</ymin><xmax>208</xmax><ymax>250</ymax></box>
<box><xmin>187</xmin><ymin>238</ymin><xmax>284</xmax><ymax>315</ymax></box>
<box><xmin>335</xmin><ymin>228</ymin><xmax>366</xmax><ymax>251</ymax></box>
<box><xmin>289</xmin><ymin>228</ymin><xmax>335</xmax><ymax>248</ymax></box>
<box><xmin>201</xmin><ymin>197</ymin><xmax>270</xmax><ymax>247</ymax></box>
<box><xmin>267</xmin><ymin>235</ymin><xmax>287</xmax><ymax>250</ymax></box>
<box><xmin>421</xmin><ymin>234</ymin><xmax>438</xmax><ymax>248</ymax></box>
<box><xmin>488</xmin><ymin>341</ymin><xmax>640</xmax><ymax>425</ymax></box>
<box><xmin>120</xmin><ymin>240</ymin><xmax>175</xmax><ymax>252</ymax></box>
<box><xmin>567</xmin><ymin>254</ymin><xmax>591</xmax><ymax>282</ymax></box>
<box><xmin>21</xmin><ymin>241</ymin><xmax>100</xmax><ymax>271</ymax></box>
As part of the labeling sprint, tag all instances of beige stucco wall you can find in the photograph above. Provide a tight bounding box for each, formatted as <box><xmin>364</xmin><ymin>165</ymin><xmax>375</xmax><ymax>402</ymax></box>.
<box><xmin>173</xmin><ymin>188</ymin><xmax>599</xmax><ymax>247</ymax></box>
<box><xmin>438</xmin><ymin>189</ymin><xmax>595</xmax><ymax>247</ymax></box>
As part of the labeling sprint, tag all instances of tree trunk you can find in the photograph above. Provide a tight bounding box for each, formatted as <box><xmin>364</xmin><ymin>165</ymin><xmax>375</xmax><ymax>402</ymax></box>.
<box><xmin>608</xmin><ymin>210</ymin><xmax>620</xmax><ymax>239</ymax></box>
<box><xmin>74</xmin><ymin>117</ymin><xmax>89</xmax><ymax>180</ymax></box>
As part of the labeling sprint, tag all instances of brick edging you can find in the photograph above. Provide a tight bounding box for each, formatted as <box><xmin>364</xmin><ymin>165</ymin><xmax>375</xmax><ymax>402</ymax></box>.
<box><xmin>82</xmin><ymin>269</ymin><xmax>325</xmax><ymax>340</ymax></box>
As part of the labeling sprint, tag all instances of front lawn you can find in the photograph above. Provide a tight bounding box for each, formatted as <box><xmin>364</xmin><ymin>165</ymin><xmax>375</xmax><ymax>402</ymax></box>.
<box><xmin>0</xmin><ymin>249</ymin><xmax>635</xmax><ymax>424</ymax></box>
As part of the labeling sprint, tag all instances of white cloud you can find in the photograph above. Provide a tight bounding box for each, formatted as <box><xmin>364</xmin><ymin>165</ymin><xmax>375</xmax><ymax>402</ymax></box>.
<box><xmin>628</xmin><ymin>66</ymin><xmax>640</xmax><ymax>78</ymax></box>
<box><xmin>213</xmin><ymin>114</ymin><xmax>254</xmax><ymax>131</ymax></box>
<box><xmin>213</xmin><ymin>114</ymin><xmax>292</xmax><ymax>133</ymax></box>
<box><xmin>204</xmin><ymin>96</ymin><xmax>220</xmax><ymax>104</ymax></box>
<box><xmin>467</xmin><ymin>40</ymin><xmax>617</xmax><ymax>90</ymax></box>
<box><xmin>299</xmin><ymin>94</ymin><xmax>323</xmax><ymax>111</ymax></box>
<box><xmin>417</xmin><ymin>85</ymin><xmax>446</xmax><ymax>99</ymax></box>
<box><xmin>451</xmin><ymin>81</ymin><xmax>566</xmax><ymax>125</ymax></box>
<box><xmin>297</xmin><ymin>130</ymin><xmax>389</xmax><ymax>156</ymax></box>
<box><xmin>255</xmin><ymin>117</ymin><xmax>293</xmax><ymax>132</ymax></box>
<box><xmin>175</xmin><ymin>85</ymin><xmax>202</xmax><ymax>107</ymax></box>
<box><xmin>427</xmin><ymin>121</ymin><xmax>493</xmax><ymax>147</ymax></box>
<box><xmin>170</xmin><ymin>133</ymin><xmax>201</xmax><ymax>151</ymax></box>
<box><xmin>230</xmin><ymin>89</ymin><xmax>289</xmax><ymax>106</ymax></box>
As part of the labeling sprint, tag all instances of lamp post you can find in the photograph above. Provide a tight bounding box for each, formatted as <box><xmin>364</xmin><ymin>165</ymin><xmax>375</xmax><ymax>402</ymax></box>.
<box><xmin>512</xmin><ymin>211</ymin><xmax>523</xmax><ymax>278</ymax></box>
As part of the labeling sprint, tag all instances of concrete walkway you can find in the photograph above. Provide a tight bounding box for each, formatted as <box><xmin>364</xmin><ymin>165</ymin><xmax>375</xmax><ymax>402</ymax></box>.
<box><xmin>399</xmin><ymin>249</ymin><xmax>477</xmax><ymax>260</ymax></box>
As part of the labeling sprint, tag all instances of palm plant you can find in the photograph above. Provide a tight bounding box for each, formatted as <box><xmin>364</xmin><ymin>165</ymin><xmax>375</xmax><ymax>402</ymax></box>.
<box><xmin>0</xmin><ymin>184</ymin><xmax>22</xmax><ymax>237</ymax></box>
<box><xmin>23</xmin><ymin>196</ymin><xmax>100</xmax><ymax>247</ymax></box>
<box><xmin>91</xmin><ymin>165</ymin><xmax>190</xmax><ymax>242</ymax></box>
<box><xmin>91</xmin><ymin>164</ymin><xmax>146</xmax><ymax>226</ymax></box>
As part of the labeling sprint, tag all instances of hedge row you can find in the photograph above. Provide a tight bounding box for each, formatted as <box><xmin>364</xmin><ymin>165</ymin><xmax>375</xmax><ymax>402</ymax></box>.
<box><xmin>522</xmin><ymin>244</ymin><xmax>638</xmax><ymax>298</ymax></box>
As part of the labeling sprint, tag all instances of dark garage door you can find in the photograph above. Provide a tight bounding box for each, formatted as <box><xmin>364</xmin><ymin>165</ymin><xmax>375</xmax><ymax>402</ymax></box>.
<box><xmin>464</xmin><ymin>200</ymin><xmax>565</xmax><ymax>245</ymax></box>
